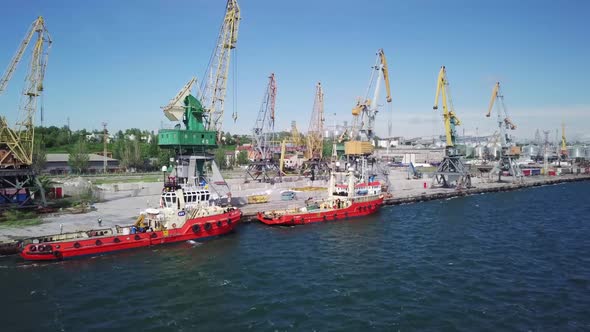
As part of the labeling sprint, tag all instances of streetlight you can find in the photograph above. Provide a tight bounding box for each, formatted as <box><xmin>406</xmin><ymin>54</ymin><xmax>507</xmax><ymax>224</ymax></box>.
<box><xmin>161</xmin><ymin>165</ymin><xmax>168</xmax><ymax>185</ymax></box>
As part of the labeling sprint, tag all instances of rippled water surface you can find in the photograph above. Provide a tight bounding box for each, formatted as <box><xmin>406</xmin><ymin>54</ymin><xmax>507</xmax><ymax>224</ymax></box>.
<box><xmin>1</xmin><ymin>182</ymin><xmax>590</xmax><ymax>331</ymax></box>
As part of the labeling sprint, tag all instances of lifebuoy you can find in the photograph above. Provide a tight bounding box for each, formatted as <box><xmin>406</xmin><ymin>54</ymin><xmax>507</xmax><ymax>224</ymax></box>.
<box><xmin>217</xmin><ymin>221</ymin><xmax>222</xmax><ymax>227</ymax></box>
<box><xmin>30</xmin><ymin>245</ymin><xmax>37</xmax><ymax>252</ymax></box>
<box><xmin>113</xmin><ymin>237</ymin><xmax>121</xmax><ymax>243</ymax></box>
<box><xmin>227</xmin><ymin>218</ymin><xmax>232</xmax><ymax>225</ymax></box>
<box><xmin>172</xmin><ymin>223</ymin><xmax>177</xmax><ymax>228</ymax></box>
<box><xmin>134</xmin><ymin>235</ymin><xmax>141</xmax><ymax>240</ymax></box>
<box><xmin>73</xmin><ymin>242</ymin><xmax>81</xmax><ymax>249</ymax></box>
<box><xmin>150</xmin><ymin>233</ymin><xmax>157</xmax><ymax>239</ymax></box>
<box><xmin>95</xmin><ymin>239</ymin><xmax>102</xmax><ymax>246</ymax></box>
<box><xmin>205</xmin><ymin>223</ymin><xmax>212</xmax><ymax>231</ymax></box>
<box><xmin>53</xmin><ymin>250</ymin><xmax>61</xmax><ymax>258</ymax></box>
<box><xmin>192</xmin><ymin>224</ymin><xmax>201</xmax><ymax>233</ymax></box>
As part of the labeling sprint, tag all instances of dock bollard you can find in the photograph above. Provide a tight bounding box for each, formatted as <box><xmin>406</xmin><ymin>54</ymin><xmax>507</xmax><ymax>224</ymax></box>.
<box><xmin>423</xmin><ymin>182</ymin><xmax>427</xmax><ymax>189</ymax></box>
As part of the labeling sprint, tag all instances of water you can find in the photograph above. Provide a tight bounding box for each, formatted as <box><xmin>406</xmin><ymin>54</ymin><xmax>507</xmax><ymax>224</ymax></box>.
<box><xmin>1</xmin><ymin>182</ymin><xmax>589</xmax><ymax>331</ymax></box>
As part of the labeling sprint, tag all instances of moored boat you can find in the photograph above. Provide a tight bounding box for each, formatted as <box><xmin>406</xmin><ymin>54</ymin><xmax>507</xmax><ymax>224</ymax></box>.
<box><xmin>20</xmin><ymin>182</ymin><xmax>242</xmax><ymax>261</ymax></box>
<box><xmin>257</xmin><ymin>169</ymin><xmax>384</xmax><ymax>226</ymax></box>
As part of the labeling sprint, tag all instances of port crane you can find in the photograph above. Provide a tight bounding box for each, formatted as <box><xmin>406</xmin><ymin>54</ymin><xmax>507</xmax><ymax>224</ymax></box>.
<box><xmin>158</xmin><ymin>0</ymin><xmax>239</xmax><ymax>190</ymax></box>
<box><xmin>301</xmin><ymin>82</ymin><xmax>329</xmax><ymax>180</ymax></box>
<box><xmin>560</xmin><ymin>122</ymin><xmax>568</xmax><ymax>160</ymax></box>
<box><xmin>486</xmin><ymin>82</ymin><xmax>522</xmax><ymax>182</ymax></box>
<box><xmin>431</xmin><ymin>66</ymin><xmax>471</xmax><ymax>188</ymax></box>
<box><xmin>348</xmin><ymin>49</ymin><xmax>392</xmax><ymax>155</ymax></box>
<box><xmin>245</xmin><ymin>73</ymin><xmax>283</xmax><ymax>183</ymax></box>
<box><xmin>0</xmin><ymin>17</ymin><xmax>51</xmax><ymax>206</ymax></box>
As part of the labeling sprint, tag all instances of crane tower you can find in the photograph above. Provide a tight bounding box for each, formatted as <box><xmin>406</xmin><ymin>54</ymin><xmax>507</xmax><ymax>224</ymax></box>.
<box><xmin>0</xmin><ymin>17</ymin><xmax>51</xmax><ymax>206</ymax></box>
<box><xmin>245</xmin><ymin>73</ymin><xmax>283</xmax><ymax>183</ymax></box>
<box><xmin>306</xmin><ymin>82</ymin><xmax>325</xmax><ymax>160</ymax></box>
<box><xmin>157</xmin><ymin>0</ymin><xmax>240</xmax><ymax>188</ymax></box>
<box><xmin>486</xmin><ymin>82</ymin><xmax>522</xmax><ymax>182</ymax></box>
<box><xmin>431</xmin><ymin>66</ymin><xmax>471</xmax><ymax>189</ymax></box>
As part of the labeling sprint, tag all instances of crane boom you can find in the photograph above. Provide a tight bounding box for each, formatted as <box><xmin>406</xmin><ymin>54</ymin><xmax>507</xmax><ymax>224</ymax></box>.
<box><xmin>0</xmin><ymin>17</ymin><xmax>48</xmax><ymax>94</ymax></box>
<box><xmin>306</xmin><ymin>82</ymin><xmax>324</xmax><ymax>159</ymax></box>
<box><xmin>433</xmin><ymin>66</ymin><xmax>461</xmax><ymax>147</ymax></box>
<box><xmin>200</xmin><ymin>0</ymin><xmax>240</xmax><ymax>139</ymax></box>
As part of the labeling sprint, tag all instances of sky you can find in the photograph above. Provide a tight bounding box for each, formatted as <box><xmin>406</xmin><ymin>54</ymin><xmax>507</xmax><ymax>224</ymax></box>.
<box><xmin>1</xmin><ymin>0</ymin><xmax>589</xmax><ymax>142</ymax></box>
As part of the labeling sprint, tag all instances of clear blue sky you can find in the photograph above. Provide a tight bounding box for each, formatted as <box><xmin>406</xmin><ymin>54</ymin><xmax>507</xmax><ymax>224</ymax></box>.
<box><xmin>1</xmin><ymin>0</ymin><xmax>589</xmax><ymax>141</ymax></box>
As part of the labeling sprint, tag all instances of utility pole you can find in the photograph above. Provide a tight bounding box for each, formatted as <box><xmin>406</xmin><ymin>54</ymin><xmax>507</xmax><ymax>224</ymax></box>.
<box><xmin>102</xmin><ymin>122</ymin><xmax>108</xmax><ymax>173</ymax></box>
<box><xmin>543</xmin><ymin>130</ymin><xmax>550</xmax><ymax>175</ymax></box>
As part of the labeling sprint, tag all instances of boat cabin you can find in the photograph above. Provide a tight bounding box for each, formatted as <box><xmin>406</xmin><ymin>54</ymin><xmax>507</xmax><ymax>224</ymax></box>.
<box><xmin>161</xmin><ymin>187</ymin><xmax>212</xmax><ymax>208</ymax></box>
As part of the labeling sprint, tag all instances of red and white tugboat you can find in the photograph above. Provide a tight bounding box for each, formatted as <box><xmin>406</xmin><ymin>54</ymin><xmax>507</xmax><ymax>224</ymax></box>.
<box><xmin>20</xmin><ymin>182</ymin><xmax>241</xmax><ymax>261</ymax></box>
<box><xmin>257</xmin><ymin>168</ymin><xmax>384</xmax><ymax>226</ymax></box>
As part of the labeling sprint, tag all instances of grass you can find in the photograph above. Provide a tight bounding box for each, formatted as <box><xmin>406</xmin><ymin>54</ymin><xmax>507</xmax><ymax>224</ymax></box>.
<box><xmin>0</xmin><ymin>209</ymin><xmax>42</xmax><ymax>228</ymax></box>
<box><xmin>91</xmin><ymin>175</ymin><xmax>160</xmax><ymax>185</ymax></box>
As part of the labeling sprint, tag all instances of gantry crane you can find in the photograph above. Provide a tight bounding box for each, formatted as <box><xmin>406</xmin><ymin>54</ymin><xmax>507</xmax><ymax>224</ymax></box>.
<box><xmin>431</xmin><ymin>66</ymin><xmax>471</xmax><ymax>189</ymax></box>
<box><xmin>347</xmin><ymin>49</ymin><xmax>392</xmax><ymax>156</ymax></box>
<box><xmin>245</xmin><ymin>73</ymin><xmax>283</xmax><ymax>183</ymax></box>
<box><xmin>158</xmin><ymin>0</ymin><xmax>240</xmax><ymax>188</ymax></box>
<box><xmin>486</xmin><ymin>82</ymin><xmax>522</xmax><ymax>182</ymax></box>
<box><xmin>0</xmin><ymin>17</ymin><xmax>51</xmax><ymax>206</ymax></box>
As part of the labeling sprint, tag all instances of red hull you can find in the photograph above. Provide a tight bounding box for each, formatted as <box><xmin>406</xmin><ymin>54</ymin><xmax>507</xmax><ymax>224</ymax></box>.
<box><xmin>20</xmin><ymin>209</ymin><xmax>242</xmax><ymax>261</ymax></box>
<box><xmin>257</xmin><ymin>196</ymin><xmax>384</xmax><ymax>226</ymax></box>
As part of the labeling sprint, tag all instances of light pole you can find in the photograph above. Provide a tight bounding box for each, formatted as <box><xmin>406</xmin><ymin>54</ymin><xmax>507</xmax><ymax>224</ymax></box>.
<box><xmin>161</xmin><ymin>165</ymin><xmax>168</xmax><ymax>185</ymax></box>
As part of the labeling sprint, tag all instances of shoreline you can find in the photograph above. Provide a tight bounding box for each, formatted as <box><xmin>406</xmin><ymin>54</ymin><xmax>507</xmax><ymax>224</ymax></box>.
<box><xmin>1</xmin><ymin>174</ymin><xmax>589</xmax><ymax>256</ymax></box>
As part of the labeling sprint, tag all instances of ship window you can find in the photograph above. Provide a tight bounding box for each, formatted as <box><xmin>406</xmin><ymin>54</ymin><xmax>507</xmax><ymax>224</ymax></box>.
<box><xmin>205</xmin><ymin>194</ymin><xmax>210</xmax><ymax>201</ymax></box>
<box><xmin>201</xmin><ymin>134</ymin><xmax>204</xmax><ymax>138</ymax></box>
<box><xmin>200</xmin><ymin>194</ymin><xmax>205</xmax><ymax>201</ymax></box>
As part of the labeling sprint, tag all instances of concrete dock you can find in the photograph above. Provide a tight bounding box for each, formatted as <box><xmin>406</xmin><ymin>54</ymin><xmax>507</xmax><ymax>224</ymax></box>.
<box><xmin>1</xmin><ymin>172</ymin><xmax>589</xmax><ymax>247</ymax></box>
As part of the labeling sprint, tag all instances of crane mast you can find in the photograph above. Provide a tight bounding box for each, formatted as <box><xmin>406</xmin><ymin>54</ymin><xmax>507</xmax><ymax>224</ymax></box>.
<box><xmin>0</xmin><ymin>16</ymin><xmax>51</xmax><ymax>167</ymax></box>
<box><xmin>306</xmin><ymin>82</ymin><xmax>325</xmax><ymax>160</ymax></box>
<box><xmin>351</xmin><ymin>49</ymin><xmax>392</xmax><ymax>141</ymax></box>
<box><xmin>486</xmin><ymin>82</ymin><xmax>522</xmax><ymax>182</ymax></box>
<box><xmin>431</xmin><ymin>66</ymin><xmax>471</xmax><ymax>189</ymax></box>
<box><xmin>252</xmin><ymin>73</ymin><xmax>277</xmax><ymax>159</ymax></box>
<box><xmin>560</xmin><ymin>122</ymin><xmax>568</xmax><ymax>158</ymax></box>
<box><xmin>433</xmin><ymin>66</ymin><xmax>461</xmax><ymax>150</ymax></box>
<box><xmin>199</xmin><ymin>0</ymin><xmax>240</xmax><ymax>140</ymax></box>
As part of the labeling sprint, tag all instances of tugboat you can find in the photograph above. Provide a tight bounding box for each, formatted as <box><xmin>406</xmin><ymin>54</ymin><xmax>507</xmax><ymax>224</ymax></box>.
<box><xmin>20</xmin><ymin>180</ymin><xmax>241</xmax><ymax>261</ymax></box>
<box><xmin>256</xmin><ymin>168</ymin><xmax>384</xmax><ymax>226</ymax></box>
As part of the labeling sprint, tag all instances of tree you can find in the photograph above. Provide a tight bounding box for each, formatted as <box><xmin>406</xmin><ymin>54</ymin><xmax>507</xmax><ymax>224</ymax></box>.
<box><xmin>236</xmin><ymin>150</ymin><xmax>249</xmax><ymax>165</ymax></box>
<box><xmin>120</xmin><ymin>140</ymin><xmax>143</xmax><ymax>171</ymax></box>
<box><xmin>31</xmin><ymin>140</ymin><xmax>47</xmax><ymax>174</ymax></box>
<box><xmin>214</xmin><ymin>148</ymin><xmax>228</xmax><ymax>170</ymax></box>
<box><xmin>69</xmin><ymin>139</ymin><xmax>90</xmax><ymax>174</ymax></box>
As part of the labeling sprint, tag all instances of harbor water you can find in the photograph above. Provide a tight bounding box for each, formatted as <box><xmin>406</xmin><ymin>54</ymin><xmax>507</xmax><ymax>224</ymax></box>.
<box><xmin>1</xmin><ymin>182</ymin><xmax>589</xmax><ymax>331</ymax></box>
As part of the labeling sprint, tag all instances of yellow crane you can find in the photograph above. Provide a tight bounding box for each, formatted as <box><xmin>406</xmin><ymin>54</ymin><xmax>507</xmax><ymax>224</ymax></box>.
<box><xmin>199</xmin><ymin>0</ymin><xmax>240</xmax><ymax>140</ymax></box>
<box><xmin>433</xmin><ymin>66</ymin><xmax>461</xmax><ymax>149</ymax></box>
<box><xmin>487</xmin><ymin>82</ymin><xmax>516</xmax><ymax>130</ymax></box>
<box><xmin>431</xmin><ymin>66</ymin><xmax>471</xmax><ymax>188</ymax></box>
<box><xmin>561</xmin><ymin>122</ymin><xmax>568</xmax><ymax>158</ymax></box>
<box><xmin>306</xmin><ymin>82</ymin><xmax>324</xmax><ymax>160</ymax></box>
<box><xmin>0</xmin><ymin>16</ymin><xmax>52</xmax><ymax>167</ymax></box>
<box><xmin>351</xmin><ymin>49</ymin><xmax>392</xmax><ymax>141</ymax></box>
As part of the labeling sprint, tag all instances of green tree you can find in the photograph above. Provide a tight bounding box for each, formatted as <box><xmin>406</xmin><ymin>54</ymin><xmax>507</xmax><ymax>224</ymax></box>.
<box><xmin>68</xmin><ymin>139</ymin><xmax>90</xmax><ymax>174</ymax></box>
<box><xmin>120</xmin><ymin>140</ymin><xmax>143</xmax><ymax>171</ymax></box>
<box><xmin>236</xmin><ymin>150</ymin><xmax>249</xmax><ymax>165</ymax></box>
<box><xmin>214</xmin><ymin>148</ymin><xmax>228</xmax><ymax>170</ymax></box>
<box><xmin>31</xmin><ymin>140</ymin><xmax>47</xmax><ymax>174</ymax></box>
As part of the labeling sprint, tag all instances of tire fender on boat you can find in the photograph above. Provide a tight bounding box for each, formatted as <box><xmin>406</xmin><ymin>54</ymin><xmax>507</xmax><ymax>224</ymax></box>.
<box><xmin>323</xmin><ymin>215</ymin><xmax>327</xmax><ymax>221</ymax></box>
<box><xmin>205</xmin><ymin>223</ymin><xmax>212</xmax><ymax>231</ymax></box>
<box><xmin>113</xmin><ymin>237</ymin><xmax>121</xmax><ymax>243</ymax></box>
<box><xmin>73</xmin><ymin>242</ymin><xmax>81</xmax><ymax>249</ymax></box>
<box><xmin>150</xmin><ymin>233</ymin><xmax>157</xmax><ymax>239</ymax></box>
<box><xmin>227</xmin><ymin>218</ymin><xmax>232</xmax><ymax>225</ymax></box>
<box><xmin>217</xmin><ymin>221</ymin><xmax>222</xmax><ymax>227</ymax></box>
<box><xmin>192</xmin><ymin>224</ymin><xmax>201</xmax><ymax>233</ymax></box>
<box><xmin>95</xmin><ymin>239</ymin><xmax>102</xmax><ymax>246</ymax></box>
<box><xmin>134</xmin><ymin>235</ymin><xmax>141</xmax><ymax>241</ymax></box>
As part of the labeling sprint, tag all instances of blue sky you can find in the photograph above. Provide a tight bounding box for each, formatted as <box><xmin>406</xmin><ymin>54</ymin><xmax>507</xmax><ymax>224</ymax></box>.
<box><xmin>1</xmin><ymin>0</ymin><xmax>589</xmax><ymax>141</ymax></box>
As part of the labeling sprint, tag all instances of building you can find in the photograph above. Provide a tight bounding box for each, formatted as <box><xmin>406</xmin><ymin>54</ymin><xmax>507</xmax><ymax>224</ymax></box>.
<box><xmin>45</xmin><ymin>153</ymin><xmax>120</xmax><ymax>174</ymax></box>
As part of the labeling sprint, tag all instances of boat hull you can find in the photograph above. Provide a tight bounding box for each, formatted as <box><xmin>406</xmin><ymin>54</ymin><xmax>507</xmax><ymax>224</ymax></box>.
<box><xmin>20</xmin><ymin>209</ymin><xmax>242</xmax><ymax>261</ymax></box>
<box><xmin>257</xmin><ymin>196</ymin><xmax>384</xmax><ymax>226</ymax></box>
